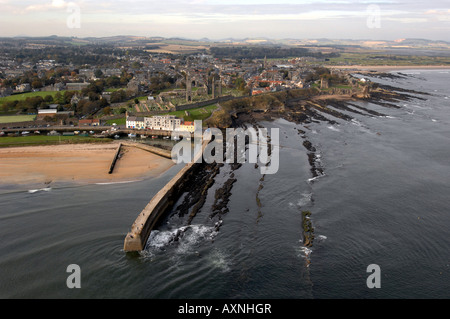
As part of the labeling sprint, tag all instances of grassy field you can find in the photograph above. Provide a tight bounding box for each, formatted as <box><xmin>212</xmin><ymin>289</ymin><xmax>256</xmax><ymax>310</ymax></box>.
<box><xmin>105</xmin><ymin>104</ymin><xmax>219</xmax><ymax>125</ymax></box>
<box><xmin>167</xmin><ymin>104</ymin><xmax>218</xmax><ymax>122</ymax></box>
<box><xmin>0</xmin><ymin>115</ymin><xmax>36</xmax><ymax>123</ymax></box>
<box><xmin>0</xmin><ymin>135</ymin><xmax>112</xmax><ymax>148</ymax></box>
<box><xmin>0</xmin><ymin>91</ymin><xmax>68</xmax><ymax>105</ymax></box>
<box><xmin>106</xmin><ymin>117</ymin><xmax>126</xmax><ymax>125</ymax></box>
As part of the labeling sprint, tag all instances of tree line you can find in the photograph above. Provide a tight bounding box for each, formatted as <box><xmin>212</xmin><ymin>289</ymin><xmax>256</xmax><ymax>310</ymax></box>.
<box><xmin>210</xmin><ymin>46</ymin><xmax>340</xmax><ymax>60</ymax></box>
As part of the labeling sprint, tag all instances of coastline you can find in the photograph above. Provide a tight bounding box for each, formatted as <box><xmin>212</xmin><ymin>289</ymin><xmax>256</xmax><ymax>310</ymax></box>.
<box><xmin>0</xmin><ymin>142</ymin><xmax>175</xmax><ymax>187</ymax></box>
<box><xmin>326</xmin><ymin>65</ymin><xmax>450</xmax><ymax>72</ymax></box>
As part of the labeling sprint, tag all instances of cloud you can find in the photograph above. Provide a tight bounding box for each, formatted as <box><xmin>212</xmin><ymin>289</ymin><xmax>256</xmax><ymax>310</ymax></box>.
<box><xmin>24</xmin><ymin>0</ymin><xmax>82</xmax><ymax>12</ymax></box>
<box><xmin>1</xmin><ymin>0</ymin><xmax>449</xmax><ymax>40</ymax></box>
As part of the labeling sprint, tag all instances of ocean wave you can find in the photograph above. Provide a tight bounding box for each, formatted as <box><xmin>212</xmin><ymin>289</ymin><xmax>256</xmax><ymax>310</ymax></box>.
<box><xmin>296</xmin><ymin>245</ymin><xmax>312</xmax><ymax>259</ymax></box>
<box><xmin>95</xmin><ymin>180</ymin><xmax>142</xmax><ymax>185</ymax></box>
<box><xmin>351</xmin><ymin>119</ymin><xmax>362</xmax><ymax>127</ymax></box>
<box><xmin>207</xmin><ymin>249</ymin><xmax>232</xmax><ymax>273</ymax></box>
<box><xmin>145</xmin><ymin>224</ymin><xmax>218</xmax><ymax>254</ymax></box>
<box><xmin>28</xmin><ymin>187</ymin><xmax>51</xmax><ymax>194</ymax></box>
<box><xmin>297</xmin><ymin>192</ymin><xmax>313</xmax><ymax>207</ymax></box>
<box><xmin>308</xmin><ymin>174</ymin><xmax>325</xmax><ymax>183</ymax></box>
<box><xmin>327</xmin><ymin>125</ymin><xmax>340</xmax><ymax>132</ymax></box>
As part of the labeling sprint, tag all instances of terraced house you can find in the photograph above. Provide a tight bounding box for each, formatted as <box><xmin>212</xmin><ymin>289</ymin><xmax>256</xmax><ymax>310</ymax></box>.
<box><xmin>126</xmin><ymin>116</ymin><xmax>145</xmax><ymax>129</ymax></box>
<box><xmin>144</xmin><ymin>115</ymin><xmax>181</xmax><ymax>131</ymax></box>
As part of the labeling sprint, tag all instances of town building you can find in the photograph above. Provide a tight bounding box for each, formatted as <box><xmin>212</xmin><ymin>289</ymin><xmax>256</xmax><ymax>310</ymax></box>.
<box><xmin>37</xmin><ymin>109</ymin><xmax>58</xmax><ymax>118</ymax></box>
<box><xmin>79</xmin><ymin>118</ymin><xmax>101</xmax><ymax>126</ymax></box>
<box><xmin>178</xmin><ymin>121</ymin><xmax>195</xmax><ymax>133</ymax></box>
<box><xmin>15</xmin><ymin>83</ymin><xmax>31</xmax><ymax>93</ymax></box>
<box><xmin>144</xmin><ymin>115</ymin><xmax>181</xmax><ymax>131</ymax></box>
<box><xmin>66</xmin><ymin>82</ymin><xmax>90</xmax><ymax>91</ymax></box>
<box><xmin>0</xmin><ymin>87</ymin><xmax>13</xmax><ymax>97</ymax></box>
<box><xmin>126</xmin><ymin>116</ymin><xmax>145</xmax><ymax>129</ymax></box>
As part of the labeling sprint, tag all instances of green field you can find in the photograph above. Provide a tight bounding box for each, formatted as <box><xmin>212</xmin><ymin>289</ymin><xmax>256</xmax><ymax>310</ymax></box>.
<box><xmin>0</xmin><ymin>135</ymin><xmax>112</xmax><ymax>148</ymax></box>
<box><xmin>0</xmin><ymin>115</ymin><xmax>36</xmax><ymax>123</ymax></box>
<box><xmin>109</xmin><ymin>104</ymin><xmax>219</xmax><ymax>125</ymax></box>
<box><xmin>167</xmin><ymin>104</ymin><xmax>218</xmax><ymax>122</ymax></box>
<box><xmin>106</xmin><ymin>117</ymin><xmax>126</xmax><ymax>125</ymax></box>
<box><xmin>0</xmin><ymin>91</ymin><xmax>68</xmax><ymax>105</ymax></box>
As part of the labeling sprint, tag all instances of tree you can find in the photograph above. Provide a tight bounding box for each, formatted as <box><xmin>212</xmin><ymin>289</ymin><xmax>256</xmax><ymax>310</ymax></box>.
<box><xmin>131</xmin><ymin>61</ymin><xmax>142</xmax><ymax>69</ymax></box>
<box><xmin>55</xmin><ymin>92</ymin><xmax>63</xmax><ymax>104</ymax></box>
<box><xmin>94</xmin><ymin>69</ymin><xmax>104</xmax><ymax>78</ymax></box>
<box><xmin>44</xmin><ymin>95</ymin><xmax>54</xmax><ymax>103</ymax></box>
<box><xmin>103</xmin><ymin>106</ymin><xmax>112</xmax><ymax>115</ymax></box>
<box><xmin>31</xmin><ymin>80</ymin><xmax>43</xmax><ymax>89</ymax></box>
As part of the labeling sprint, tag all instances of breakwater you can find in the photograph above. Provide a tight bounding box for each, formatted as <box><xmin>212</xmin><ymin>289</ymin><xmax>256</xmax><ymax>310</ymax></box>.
<box><xmin>121</xmin><ymin>141</ymin><xmax>172</xmax><ymax>159</ymax></box>
<box><xmin>123</xmin><ymin>138</ymin><xmax>209</xmax><ymax>252</ymax></box>
<box><xmin>108</xmin><ymin>143</ymin><xmax>122</xmax><ymax>174</ymax></box>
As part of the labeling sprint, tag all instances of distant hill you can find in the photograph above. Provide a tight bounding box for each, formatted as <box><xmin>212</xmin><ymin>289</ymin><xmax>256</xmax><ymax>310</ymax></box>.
<box><xmin>1</xmin><ymin>35</ymin><xmax>449</xmax><ymax>55</ymax></box>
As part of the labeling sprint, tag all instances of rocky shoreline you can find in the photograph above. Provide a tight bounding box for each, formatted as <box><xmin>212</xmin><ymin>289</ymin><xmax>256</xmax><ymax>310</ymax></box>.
<box><xmin>150</xmin><ymin>72</ymin><xmax>431</xmax><ymax>258</ymax></box>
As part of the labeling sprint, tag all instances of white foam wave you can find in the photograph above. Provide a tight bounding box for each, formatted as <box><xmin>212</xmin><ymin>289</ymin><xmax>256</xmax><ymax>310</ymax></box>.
<box><xmin>327</xmin><ymin>125</ymin><xmax>340</xmax><ymax>132</ymax></box>
<box><xmin>145</xmin><ymin>224</ymin><xmax>218</xmax><ymax>254</ymax></box>
<box><xmin>308</xmin><ymin>174</ymin><xmax>325</xmax><ymax>183</ymax></box>
<box><xmin>95</xmin><ymin>180</ymin><xmax>141</xmax><ymax>185</ymax></box>
<box><xmin>297</xmin><ymin>193</ymin><xmax>313</xmax><ymax>207</ymax></box>
<box><xmin>297</xmin><ymin>245</ymin><xmax>312</xmax><ymax>259</ymax></box>
<box><xmin>175</xmin><ymin>224</ymin><xmax>218</xmax><ymax>254</ymax></box>
<box><xmin>351</xmin><ymin>119</ymin><xmax>362</xmax><ymax>127</ymax></box>
<box><xmin>207</xmin><ymin>249</ymin><xmax>232</xmax><ymax>273</ymax></box>
<box><xmin>28</xmin><ymin>187</ymin><xmax>51</xmax><ymax>194</ymax></box>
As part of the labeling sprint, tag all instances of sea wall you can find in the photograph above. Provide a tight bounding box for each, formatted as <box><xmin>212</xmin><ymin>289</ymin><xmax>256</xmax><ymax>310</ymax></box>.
<box><xmin>123</xmin><ymin>139</ymin><xmax>209</xmax><ymax>252</ymax></box>
<box><xmin>175</xmin><ymin>95</ymin><xmax>235</xmax><ymax>111</ymax></box>
<box><xmin>108</xmin><ymin>143</ymin><xmax>122</xmax><ymax>174</ymax></box>
<box><xmin>121</xmin><ymin>141</ymin><xmax>172</xmax><ymax>159</ymax></box>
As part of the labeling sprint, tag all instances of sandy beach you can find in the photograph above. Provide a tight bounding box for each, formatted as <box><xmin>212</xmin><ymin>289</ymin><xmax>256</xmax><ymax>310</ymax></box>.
<box><xmin>0</xmin><ymin>142</ymin><xmax>175</xmax><ymax>186</ymax></box>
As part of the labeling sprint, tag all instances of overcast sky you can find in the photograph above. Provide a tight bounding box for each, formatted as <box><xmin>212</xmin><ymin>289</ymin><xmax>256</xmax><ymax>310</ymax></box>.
<box><xmin>0</xmin><ymin>0</ymin><xmax>449</xmax><ymax>41</ymax></box>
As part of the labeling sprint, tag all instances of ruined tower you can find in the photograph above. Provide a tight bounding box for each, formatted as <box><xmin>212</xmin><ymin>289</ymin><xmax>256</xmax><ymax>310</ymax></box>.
<box><xmin>186</xmin><ymin>73</ymin><xmax>192</xmax><ymax>102</ymax></box>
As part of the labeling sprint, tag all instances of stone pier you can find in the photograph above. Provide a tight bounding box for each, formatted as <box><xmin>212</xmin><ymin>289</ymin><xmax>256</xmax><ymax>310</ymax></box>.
<box><xmin>123</xmin><ymin>139</ymin><xmax>209</xmax><ymax>252</ymax></box>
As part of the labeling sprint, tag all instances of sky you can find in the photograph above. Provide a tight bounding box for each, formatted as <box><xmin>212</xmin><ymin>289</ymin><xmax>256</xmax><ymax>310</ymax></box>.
<box><xmin>0</xmin><ymin>0</ymin><xmax>449</xmax><ymax>41</ymax></box>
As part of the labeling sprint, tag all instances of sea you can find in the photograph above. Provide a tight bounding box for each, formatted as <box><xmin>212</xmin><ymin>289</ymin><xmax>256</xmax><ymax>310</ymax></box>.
<box><xmin>0</xmin><ymin>70</ymin><xmax>449</xmax><ymax>299</ymax></box>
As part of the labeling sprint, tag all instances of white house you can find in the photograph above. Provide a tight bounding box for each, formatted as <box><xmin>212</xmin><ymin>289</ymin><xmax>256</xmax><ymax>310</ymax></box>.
<box><xmin>15</xmin><ymin>83</ymin><xmax>31</xmax><ymax>93</ymax></box>
<box><xmin>126</xmin><ymin>116</ymin><xmax>145</xmax><ymax>129</ymax></box>
<box><xmin>144</xmin><ymin>115</ymin><xmax>181</xmax><ymax>131</ymax></box>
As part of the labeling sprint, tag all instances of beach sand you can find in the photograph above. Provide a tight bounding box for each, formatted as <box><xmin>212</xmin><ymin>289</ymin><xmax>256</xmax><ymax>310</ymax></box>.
<box><xmin>0</xmin><ymin>142</ymin><xmax>175</xmax><ymax>185</ymax></box>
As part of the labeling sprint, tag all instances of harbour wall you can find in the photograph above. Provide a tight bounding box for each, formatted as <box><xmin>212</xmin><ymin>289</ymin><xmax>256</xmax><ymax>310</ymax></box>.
<box><xmin>123</xmin><ymin>139</ymin><xmax>209</xmax><ymax>252</ymax></box>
